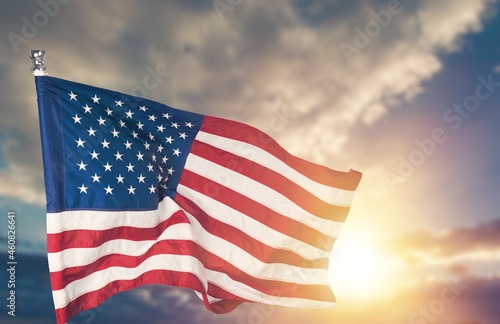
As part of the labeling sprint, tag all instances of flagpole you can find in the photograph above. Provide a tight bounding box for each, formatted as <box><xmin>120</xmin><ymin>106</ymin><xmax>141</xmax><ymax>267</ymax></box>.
<box><xmin>30</xmin><ymin>50</ymin><xmax>47</xmax><ymax>76</ymax></box>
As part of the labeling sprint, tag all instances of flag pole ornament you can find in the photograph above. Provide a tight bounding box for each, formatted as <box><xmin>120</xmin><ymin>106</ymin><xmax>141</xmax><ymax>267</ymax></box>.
<box><xmin>33</xmin><ymin>50</ymin><xmax>362</xmax><ymax>324</ymax></box>
<box><xmin>30</xmin><ymin>49</ymin><xmax>47</xmax><ymax>76</ymax></box>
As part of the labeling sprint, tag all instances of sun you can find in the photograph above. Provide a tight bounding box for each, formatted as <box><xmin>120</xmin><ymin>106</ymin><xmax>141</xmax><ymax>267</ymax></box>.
<box><xmin>329</xmin><ymin>234</ymin><xmax>401</xmax><ymax>300</ymax></box>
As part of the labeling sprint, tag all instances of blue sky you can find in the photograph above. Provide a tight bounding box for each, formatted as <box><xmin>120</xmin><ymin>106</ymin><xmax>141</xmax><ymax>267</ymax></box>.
<box><xmin>1</xmin><ymin>0</ymin><xmax>500</xmax><ymax>323</ymax></box>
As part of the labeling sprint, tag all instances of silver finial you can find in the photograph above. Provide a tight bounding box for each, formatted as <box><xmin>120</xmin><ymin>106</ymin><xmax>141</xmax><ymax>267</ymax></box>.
<box><xmin>30</xmin><ymin>50</ymin><xmax>47</xmax><ymax>76</ymax></box>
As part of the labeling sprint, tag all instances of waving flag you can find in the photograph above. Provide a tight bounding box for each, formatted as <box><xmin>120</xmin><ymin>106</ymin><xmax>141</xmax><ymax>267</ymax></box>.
<box><xmin>35</xmin><ymin>75</ymin><xmax>362</xmax><ymax>324</ymax></box>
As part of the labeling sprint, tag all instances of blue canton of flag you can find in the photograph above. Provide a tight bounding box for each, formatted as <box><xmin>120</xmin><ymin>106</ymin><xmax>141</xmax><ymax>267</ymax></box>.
<box><xmin>37</xmin><ymin>76</ymin><xmax>203</xmax><ymax>211</ymax></box>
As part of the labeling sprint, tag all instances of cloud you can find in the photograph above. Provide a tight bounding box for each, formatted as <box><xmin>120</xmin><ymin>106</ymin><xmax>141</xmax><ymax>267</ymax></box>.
<box><xmin>0</xmin><ymin>0</ymin><xmax>496</xmax><ymax>207</ymax></box>
<box><xmin>0</xmin><ymin>168</ymin><xmax>45</xmax><ymax>205</ymax></box>
<box><xmin>2</xmin><ymin>5</ymin><xmax>500</xmax><ymax>321</ymax></box>
<box><xmin>251</xmin><ymin>275</ymin><xmax>500</xmax><ymax>324</ymax></box>
<box><xmin>417</xmin><ymin>0</ymin><xmax>491</xmax><ymax>50</ymax></box>
<box><xmin>389</xmin><ymin>218</ymin><xmax>500</xmax><ymax>259</ymax></box>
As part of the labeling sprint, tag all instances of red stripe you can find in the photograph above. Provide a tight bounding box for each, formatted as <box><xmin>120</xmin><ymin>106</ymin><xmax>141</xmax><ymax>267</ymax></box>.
<box><xmin>50</xmin><ymin>239</ymin><xmax>197</xmax><ymax>290</ymax></box>
<box><xmin>209</xmin><ymin>300</ymin><xmax>245</xmax><ymax>314</ymax></box>
<box><xmin>47</xmin><ymin>210</ymin><xmax>189</xmax><ymax>253</ymax></box>
<box><xmin>206</xmin><ymin>283</ymin><xmax>247</xmax><ymax>313</ymax></box>
<box><xmin>50</xmin><ymin>240</ymin><xmax>334</xmax><ymax>303</ymax></box>
<box><xmin>179</xmin><ymin>169</ymin><xmax>336</xmax><ymax>251</ymax></box>
<box><xmin>200</xmin><ymin>116</ymin><xmax>362</xmax><ymax>190</ymax></box>
<box><xmin>175</xmin><ymin>194</ymin><xmax>329</xmax><ymax>269</ymax></box>
<box><xmin>55</xmin><ymin>269</ymin><xmax>208</xmax><ymax>324</ymax></box>
<box><xmin>48</xmin><ymin>205</ymin><xmax>327</xmax><ymax>289</ymax></box>
<box><xmin>208</xmin><ymin>279</ymin><xmax>336</xmax><ymax>309</ymax></box>
<box><xmin>190</xmin><ymin>139</ymin><xmax>352</xmax><ymax>221</ymax></box>
<box><xmin>55</xmin><ymin>271</ymin><xmax>289</xmax><ymax>323</ymax></box>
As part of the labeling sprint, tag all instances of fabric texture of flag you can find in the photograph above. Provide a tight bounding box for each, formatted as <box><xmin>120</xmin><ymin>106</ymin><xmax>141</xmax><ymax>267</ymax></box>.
<box><xmin>35</xmin><ymin>75</ymin><xmax>362</xmax><ymax>324</ymax></box>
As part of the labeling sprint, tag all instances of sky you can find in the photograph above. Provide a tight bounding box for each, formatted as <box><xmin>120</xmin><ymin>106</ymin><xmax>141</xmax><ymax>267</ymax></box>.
<box><xmin>1</xmin><ymin>0</ymin><xmax>500</xmax><ymax>323</ymax></box>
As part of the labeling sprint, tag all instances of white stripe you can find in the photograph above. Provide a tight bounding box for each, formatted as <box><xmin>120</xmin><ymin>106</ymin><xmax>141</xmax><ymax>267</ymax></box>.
<box><xmin>47</xmin><ymin>196</ymin><xmax>181</xmax><ymax>233</ymax></box>
<box><xmin>184</xmin><ymin>154</ymin><xmax>341</xmax><ymax>236</ymax></box>
<box><xmin>194</xmin><ymin>290</ymin><xmax>222</xmax><ymax>304</ymax></box>
<box><xmin>48</xmin><ymin>222</ymin><xmax>192</xmax><ymax>271</ymax></box>
<box><xmin>206</xmin><ymin>270</ymin><xmax>335</xmax><ymax>309</ymax></box>
<box><xmin>183</xmin><ymin>209</ymin><xmax>329</xmax><ymax>286</ymax></box>
<box><xmin>53</xmin><ymin>257</ymin><xmax>334</xmax><ymax>310</ymax></box>
<box><xmin>196</xmin><ymin>131</ymin><xmax>355</xmax><ymax>206</ymax></box>
<box><xmin>51</xmin><ymin>211</ymin><xmax>329</xmax><ymax>308</ymax></box>
<box><xmin>52</xmin><ymin>254</ymin><xmax>208</xmax><ymax>309</ymax></box>
<box><xmin>48</xmin><ymin>214</ymin><xmax>328</xmax><ymax>286</ymax></box>
<box><xmin>177</xmin><ymin>184</ymin><xmax>335</xmax><ymax>259</ymax></box>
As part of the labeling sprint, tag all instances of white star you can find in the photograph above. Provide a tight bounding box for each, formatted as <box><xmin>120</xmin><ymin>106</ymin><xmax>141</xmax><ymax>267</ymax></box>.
<box><xmin>97</xmin><ymin>116</ymin><xmax>106</xmax><ymax>126</ymax></box>
<box><xmin>83</xmin><ymin>104</ymin><xmax>92</xmax><ymax>113</ymax></box>
<box><xmin>125</xmin><ymin>110</ymin><xmax>134</xmax><ymax>118</ymax></box>
<box><xmin>157</xmin><ymin>145</ymin><xmax>164</xmax><ymax>153</ymax></box>
<box><xmin>167</xmin><ymin>167</ymin><xmax>174</xmax><ymax>175</ymax></box>
<box><xmin>159</xmin><ymin>166</ymin><xmax>164</xmax><ymax>173</ymax></box>
<box><xmin>179</xmin><ymin>132</ymin><xmax>187</xmax><ymax>139</ymax></box>
<box><xmin>162</xmin><ymin>156</ymin><xmax>168</xmax><ymax>164</ymax></box>
<box><xmin>78</xmin><ymin>183</ymin><xmax>88</xmax><ymax>193</ymax></box>
<box><xmin>151</xmin><ymin>154</ymin><xmax>157</xmax><ymax>162</ymax></box>
<box><xmin>148</xmin><ymin>133</ymin><xmax>155</xmax><ymax>141</ymax></box>
<box><xmin>144</xmin><ymin>142</ymin><xmax>150</xmax><ymax>150</ymax></box>
<box><xmin>101</xmin><ymin>139</ymin><xmax>110</xmax><ymax>148</ymax></box>
<box><xmin>126</xmin><ymin>163</ymin><xmax>135</xmax><ymax>172</ymax></box>
<box><xmin>87</xmin><ymin>127</ymin><xmax>97</xmax><ymax>136</ymax></box>
<box><xmin>165</xmin><ymin>136</ymin><xmax>174</xmax><ymax>144</ymax></box>
<box><xmin>111</xmin><ymin>129</ymin><xmax>120</xmax><ymax>137</ymax></box>
<box><xmin>148</xmin><ymin>114</ymin><xmax>157</xmax><ymax>121</ymax></box>
<box><xmin>91</xmin><ymin>173</ymin><xmax>101</xmax><ymax>183</ymax></box>
<box><xmin>127</xmin><ymin>185</ymin><xmax>136</xmax><ymax>195</ymax></box>
<box><xmin>75</xmin><ymin>138</ymin><xmax>85</xmax><ymax>147</ymax></box>
<box><xmin>90</xmin><ymin>150</ymin><xmax>100</xmax><ymax>160</ymax></box>
<box><xmin>148</xmin><ymin>185</ymin><xmax>156</xmax><ymax>194</ymax></box>
<box><xmin>119</xmin><ymin>120</ymin><xmax>126</xmax><ymax>128</ymax></box>
<box><xmin>185</xmin><ymin>122</ymin><xmax>193</xmax><ymax>128</ymax></box>
<box><xmin>91</xmin><ymin>94</ymin><xmax>100</xmax><ymax>103</ymax></box>
<box><xmin>104</xmin><ymin>185</ymin><xmax>114</xmax><ymax>195</ymax></box>
<box><xmin>139</xmin><ymin>105</ymin><xmax>148</xmax><ymax>112</ymax></box>
<box><xmin>69</xmin><ymin>91</ymin><xmax>77</xmax><ymax>101</ymax></box>
<box><xmin>157</xmin><ymin>125</ymin><xmax>165</xmax><ymax>132</ymax></box>
<box><xmin>105</xmin><ymin>107</ymin><xmax>113</xmax><ymax>116</ymax></box>
<box><xmin>171</xmin><ymin>122</ymin><xmax>179</xmax><ymax>129</ymax></box>
<box><xmin>115</xmin><ymin>100</ymin><xmax>124</xmax><ymax>107</ymax></box>
<box><xmin>77</xmin><ymin>161</ymin><xmax>87</xmax><ymax>170</ymax></box>
<box><xmin>115</xmin><ymin>151</ymin><xmax>123</xmax><ymax>160</ymax></box>
<box><xmin>72</xmin><ymin>114</ymin><xmax>82</xmax><ymax>124</ymax></box>
<box><xmin>157</xmin><ymin>174</ymin><xmax>163</xmax><ymax>182</ymax></box>
<box><xmin>163</xmin><ymin>113</ymin><xmax>171</xmax><ymax>119</ymax></box>
<box><xmin>173</xmin><ymin>148</ymin><xmax>181</xmax><ymax>156</ymax></box>
<box><xmin>137</xmin><ymin>121</ymin><xmax>144</xmax><ymax>130</ymax></box>
<box><xmin>131</xmin><ymin>130</ymin><xmax>139</xmax><ymax>139</ymax></box>
<box><xmin>147</xmin><ymin>163</ymin><xmax>154</xmax><ymax>172</ymax></box>
<box><xmin>124</xmin><ymin>140</ymin><xmax>132</xmax><ymax>149</ymax></box>
<box><xmin>136</xmin><ymin>152</ymin><xmax>144</xmax><ymax>161</ymax></box>
<box><xmin>137</xmin><ymin>174</ymin><xmax>146</xmax><ymax>183</ymax></box>
<box><xmin>103</xmin><ymin>162</ymin><xmax>113</xmax><ymax>172</ymax></box>
<box><xmin>116</xmin><ymin>174</ymin><xmax>125</xmax><ymax>183</ymax></box>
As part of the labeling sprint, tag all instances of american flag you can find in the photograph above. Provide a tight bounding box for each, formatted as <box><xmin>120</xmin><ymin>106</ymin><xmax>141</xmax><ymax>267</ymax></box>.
<box><xmin>35</xmin><ymin>76</ymin><xmax>362</xmax><ymax>324</ymax></box>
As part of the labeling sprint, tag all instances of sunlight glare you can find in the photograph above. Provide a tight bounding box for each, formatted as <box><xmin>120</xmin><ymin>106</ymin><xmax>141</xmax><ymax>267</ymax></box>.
<box><xmin>330</xmin><ymin>236</ymin><xmax>401</xmax><ymax>300</ymax></box>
